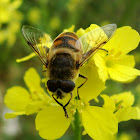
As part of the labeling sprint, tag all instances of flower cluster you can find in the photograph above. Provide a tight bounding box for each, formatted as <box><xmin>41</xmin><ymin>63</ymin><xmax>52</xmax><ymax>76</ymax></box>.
<box><xmin>5</xmin><ymin>24</ymin><xmax>140</xmax><ymax>140</ymax></box>
<box><xmin>0</xmin><ymin>0</ymin><xmax>23</xmax><ymax>46</ymax></box>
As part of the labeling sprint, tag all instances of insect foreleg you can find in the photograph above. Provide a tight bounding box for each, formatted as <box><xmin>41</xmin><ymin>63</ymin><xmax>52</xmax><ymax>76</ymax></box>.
<box><xmin>77</xmin><ymin>74</ymin><xmax>88</xmax><ymax>100</ymax></box>
<box><xmin>52</xmin><ymin>93</ymin><xmax>72</xmax><ymax>118</ymax></box>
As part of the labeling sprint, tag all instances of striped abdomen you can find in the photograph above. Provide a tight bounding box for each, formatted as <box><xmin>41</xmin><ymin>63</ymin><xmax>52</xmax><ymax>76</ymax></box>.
<box><xmin>47</xmin><ymin>32</ymin><xmax>83</xmax><ymax>80</ymax></box>
<box><xmin>51</xmin><ymin>32</ymin><xmax>82</xmax><ymax>52</ymax></box>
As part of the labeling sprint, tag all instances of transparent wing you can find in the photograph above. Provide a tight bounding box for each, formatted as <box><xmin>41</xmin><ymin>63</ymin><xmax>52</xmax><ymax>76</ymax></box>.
<box><xmin>22</xmin><ymin>25</ymin><xmax>53</xmax><ymax>65</ymax></box>
<box><xmin>76</xmin><ymin>24</ymin><xmax>117</xmax><ymax>67</ymax></box>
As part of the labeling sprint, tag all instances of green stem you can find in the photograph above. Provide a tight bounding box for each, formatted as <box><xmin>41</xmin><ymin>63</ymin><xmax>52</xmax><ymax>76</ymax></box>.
<box><xmin>73</xmin><ymin>110</ymin><xmax>82</xmax><ymax>140</ymax></box>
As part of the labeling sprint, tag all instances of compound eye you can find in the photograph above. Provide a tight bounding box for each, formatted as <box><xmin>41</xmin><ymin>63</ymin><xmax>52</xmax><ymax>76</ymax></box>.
<box><xmin>47</xmin><ymin>80</ymin><xmax>59</xmax><ymax>92</ymax></box>
<box><xmin>61</xmin><ymin>81</ymin><xmax>75</xmax><ymax>93</ymax></box>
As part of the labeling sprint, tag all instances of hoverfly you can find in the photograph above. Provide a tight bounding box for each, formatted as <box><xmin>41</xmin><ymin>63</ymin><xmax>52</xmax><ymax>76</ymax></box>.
<box><xmin>22</xmin><ymin>24</ymin><xmax>117</xmax><ymax>118</ymax></box>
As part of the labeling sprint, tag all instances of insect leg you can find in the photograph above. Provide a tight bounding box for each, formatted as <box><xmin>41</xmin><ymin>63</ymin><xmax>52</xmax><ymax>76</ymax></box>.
<box><xmin>52</xmin><ymin>93</ymin><xmax>72</xmax><ymax>118</ymax></box>
<box><xmin>64</xmin><ymin>93</ymin><xmax>72</xmax><ymax>108</ymax></box>
<box><xmin>99</xmin><ymin>48</ymin><xmax>108</xmax><ymax>54</ymax></box>
<box><xmin>77</xmin><ymin>74</ymin><xmax>88</xmax><ymax>100</ymax></box>
<box><xmin>42</xmin><ymin>70</ymin><xmax>46</xmax><ymax>77</ymax></box>
<box><xmin>42</xmin><ymin>65</ymin><xmax>48</xmax><ymax>77</ymax></box>
<box><xmin>63</xmin><ymin>93</ymin><xmax>72</xmax><ymax>118</ymax></box>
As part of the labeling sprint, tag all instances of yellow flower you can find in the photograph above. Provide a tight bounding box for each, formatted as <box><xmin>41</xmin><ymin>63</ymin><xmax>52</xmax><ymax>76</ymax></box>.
<box><xmin>5</xmin><ymin>24</ymin><xmax>140</xmax><ymax>140</ymax></box>
<box><xmin>101</xmin><ymin>91</ymin><xmax>140</xmax><ymax>122</ymax></box>
<box><xmin>50</xmin><ymin>16</ymin><xmax>61</xmax><ymax>30</ymax></box>
<box><xmin>93</xmin><ymin>26</ymin><xmax>140</xmax><ymax>82</ymax></box>
<box><xmin>0</xmin><ymin>0</ymin><xmax>23</xmax><ymax>46</ymax></box>
<box><xmin>4</xmin><ymin>64</ymin><xmax>116</xmax><ymax>140</ymax></box>
<box><xmin>5</xmin><ymin>63</ymin><xmax>118</xmax><ymax>140</ymax></box>
<box><xmin>27</xmin><ymin>8</ymin><xmax>41</xmax><ymax>25</ymax></box>
<box><xmin>35</xmin><ymin>58</ymin><xmax>118</xmax><ymax>140</ymax></box>
<box><xmin>4</xmin><ymin>68</ymin><xmax>54</xmax><ymax>118</ymax></box>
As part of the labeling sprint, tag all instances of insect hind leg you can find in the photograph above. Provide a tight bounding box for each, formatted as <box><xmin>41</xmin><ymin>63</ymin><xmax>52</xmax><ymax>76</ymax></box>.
<box><xmin>52</xmin><ymin>93</ymin><xmax>72</xmax><ymax>118</ymax></box>
<box><xmin>77</xmin><ymin>74</ymin><xmax>88</xmax><ymax>100</ymax></box>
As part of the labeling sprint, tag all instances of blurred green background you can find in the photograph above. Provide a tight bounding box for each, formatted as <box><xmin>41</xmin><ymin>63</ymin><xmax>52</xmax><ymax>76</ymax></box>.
<box><xmin>0</xmin><ymin>0</ymin><xmax>140</xmax><ymax>140</ymax></box>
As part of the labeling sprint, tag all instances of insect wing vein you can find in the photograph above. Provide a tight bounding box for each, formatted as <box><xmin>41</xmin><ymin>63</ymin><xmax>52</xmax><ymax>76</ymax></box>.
<box><xmin>22</xmin><ymin>25</ymin><xmax>52</xmax><ymax>65</ymax></box>
<box><xmin>76</xmin><ymin>24</ymin><xmax>117</xmax><ymax>66</ymax></box>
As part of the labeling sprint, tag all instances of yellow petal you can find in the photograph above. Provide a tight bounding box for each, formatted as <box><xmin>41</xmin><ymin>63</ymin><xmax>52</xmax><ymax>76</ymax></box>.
<box><xmin>111</xmin><ymin>91</ymin><xmax>134</xmax><ymax>107</ymax></box>
<box><xmin>12</xmin><ymin>0</ymin><xmax>22</xmax><ymax>8</ymax></box>
<box><xmin>101</xmin><ymin>94</ymin><xmax>115</xmax><ymax>112</ymax></box>
<box><xmin>137</xmin><ymin>107</ymin><xmax>140</xmax><ymax>119</ymax></box>
<box><xmin>24</xmin><ymin>68</ymin><xmax>46</xmax><ymax>100</ymax></box>
<box><xmin>76</xmin><ymin>24</ymin><xmax>99</xmax><ymax>38</ymax></box>
<box><xmin>5</xmin><ymin>111</ymin><xmax>25</xmax><ymax>119</ymax></box>
<box><xmin>115</xmin><ymin>107</ymin><xmax>139</xmax><ymax>122</ymax></box>
<box><xmin>85</xmin><ymin>24</ymin><xmax>99</xmax><ymax>32</ymax></box>
<box><xmin>16</xmin><ymin>52</ymin><xmax>36</xmax><ymax>63</ymax></box>
<box><xmin>63</xmin><ymin>25</ymin><xmax>75</xmax><ymax>32</ymax></box>
<box><xmin>25</xmin><ymin>100</ymin><xmax>46</xmax><ymax>115</ymax></box>
<box><xmin>103</xmin><ymin>134</ymin><xmax>116</xmax><ymax>140</ymax></box>
<box><xmin>94</xmin><ymin>52</ymin><xmax>135</xmax><ymax>82</ymax></box>
<box><xmin>24</xmin><ymin>67</ymin><xmax>41</xmax><ymax>90</ymax></box>
<box><xmin>4</xmin><ymin>86</ymin><xmax>31</xmax><ymax>111</ymax></box>
<box><xmin>82</xmin><ymin>106</ymin><xmax>118</xmax><ymax>140</ymax></box>
<box><xmin>116</xmin><ymin>55</ymin><xmax>135</xmax><ymax>67</ymax></box>
<box><xmin>76</xmin><ymin>28</ymin><xmax>86</xmax><ymax>37</ymax></box>
<box><xmin>35</xmin><ymin>106</ymin><xmax>71</xmax><ymax>139</ymax></box>
<box><xmin>104</xmin><ymin>26</ymin><xmax>140</xmax><ymax>55</ymax></box>
<box><xmin>76</xmin><ymin>58</ymin><xmax>105</xmax><ymax>102</ymax></box>
<box><xmin>108</xmin><ymin>63</ymin><xmax>140</xmax><ymax>82</ymax></box>
<box><xmin>82</xmin><ymin>129</ymin><xmax>116</xmax><ymax>140</ymax></box>
<box><xmin>94</xmin><ymin>52</ymin><xmax>109</xmax><ymax>82</ymax></box>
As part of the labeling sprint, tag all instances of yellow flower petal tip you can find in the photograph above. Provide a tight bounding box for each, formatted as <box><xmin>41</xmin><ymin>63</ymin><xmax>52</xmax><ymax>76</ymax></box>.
<box><xmin>35</xmin><ymin>106</ymin><xmax>71</xmax><ymax>139</ymax></box>
<box><xmin>16</xmin><ymin>52</ymin><xmax>36</xmax><ymax>63</ymax></box>
<box><xmin>24</xmin><ymin>67</ymin><xmax>42</xmax><ymax>93</ymax></box>
<box><xmin>5</xmin><ymin>111</ymin><xmax>25</xmax><ymax>119</ymax></box>
<box><xmin>115</xmin><ymin>107</ymin><xmax>139</xmax><ymax>122</ymax></box>
<box><xmin>63</xmin><ymin>25</ymin><xmax>75</xmax><ymax>32</ymax></box>
<box><xmin>4</xmin><ymin>86</ymin><xmax>31</xmax><ymax>112</ymax></box>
